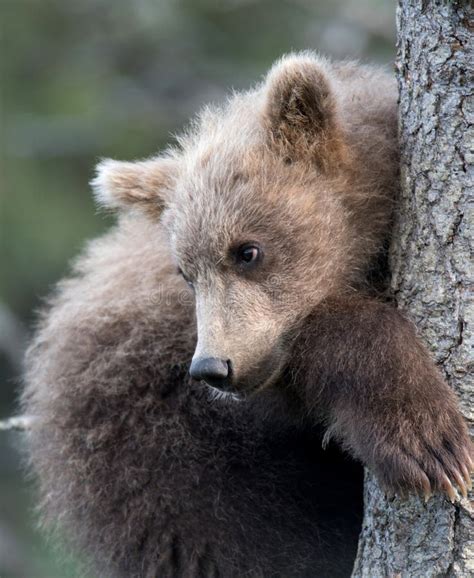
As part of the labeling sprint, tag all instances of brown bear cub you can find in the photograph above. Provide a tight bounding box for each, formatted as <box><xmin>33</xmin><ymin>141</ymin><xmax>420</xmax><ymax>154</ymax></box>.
<box><xmin>22</xmin><ymin>53</ymin><xmax>472</xmax><ymax>577</ymax></box>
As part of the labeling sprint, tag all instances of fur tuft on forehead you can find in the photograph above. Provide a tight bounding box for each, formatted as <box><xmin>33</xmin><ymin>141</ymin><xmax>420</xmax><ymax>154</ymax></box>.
<box><xmin>90</xmin><ymin>51</ymin><xmax>397</xmax><ymax>282</ymax></box>
<box><xmin>172</xmin><ymin>52</ymin><xmax>350</xmax><ymax>179</ymax></box>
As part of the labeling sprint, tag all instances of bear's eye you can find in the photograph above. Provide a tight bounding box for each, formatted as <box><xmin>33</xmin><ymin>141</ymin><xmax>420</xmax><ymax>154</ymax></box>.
<box><xmin>235</xmin><ymin>243</ymin><xmax>262</xmax><ymax>268</ymax></box>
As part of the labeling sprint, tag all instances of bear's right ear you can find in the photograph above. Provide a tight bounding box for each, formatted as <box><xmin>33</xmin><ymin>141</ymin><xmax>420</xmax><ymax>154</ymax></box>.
<box><xmin>91</xmin><ymin>156</ymin><xmax>176</xmax><ymax>215</ymax></box>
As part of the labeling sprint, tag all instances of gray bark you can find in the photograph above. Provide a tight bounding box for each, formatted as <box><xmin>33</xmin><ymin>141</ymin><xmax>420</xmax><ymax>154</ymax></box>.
<box><xmin>353</xmin><ymin>1</ymin><xmax>473</xmax><ymax>576</ymax></box>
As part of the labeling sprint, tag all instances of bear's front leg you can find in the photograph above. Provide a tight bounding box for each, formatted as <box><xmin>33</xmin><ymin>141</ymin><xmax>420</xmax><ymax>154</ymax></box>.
<box><xmin>293</xmin><ymin>295</ymin><xmax>473</xmax><ymax>501</ymax></box>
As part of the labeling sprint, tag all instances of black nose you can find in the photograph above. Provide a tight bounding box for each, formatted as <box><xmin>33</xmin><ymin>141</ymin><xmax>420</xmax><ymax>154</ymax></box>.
<box><xmin>190</xmin><ymin>357</ymin><xmax>231</xmax><ymax>389</ymax></box>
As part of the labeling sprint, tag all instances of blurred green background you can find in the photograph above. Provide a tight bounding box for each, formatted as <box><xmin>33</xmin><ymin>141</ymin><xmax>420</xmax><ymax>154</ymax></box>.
<box><xmin>1</xmin><ymin>1</ymin><xmax>395</xmax><ymax>576</ymax></box>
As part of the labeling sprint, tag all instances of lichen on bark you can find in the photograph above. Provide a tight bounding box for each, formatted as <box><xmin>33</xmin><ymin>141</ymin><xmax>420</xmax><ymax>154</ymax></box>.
<box><xmin>352</xmin><ymin>1</ymin><xmax>474</xmax><ymax>576</ymax></box>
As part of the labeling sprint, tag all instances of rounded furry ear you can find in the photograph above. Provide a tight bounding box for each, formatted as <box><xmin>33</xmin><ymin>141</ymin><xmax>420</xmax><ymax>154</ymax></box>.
<box><xmin>263</xmin><ymin>53</ymin><xmax>345</xmax><ymax>167</ymax></box>
<box><xmin>91</xmin><ymin>156</ymin><xmax>176</xmax><ymax>215</ymax></box>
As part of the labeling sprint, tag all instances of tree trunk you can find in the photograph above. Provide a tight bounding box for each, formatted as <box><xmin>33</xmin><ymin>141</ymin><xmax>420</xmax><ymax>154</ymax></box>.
<box><xmin>352</xmin><ymin>1</ymin><xmax>474</xmax><ymax>576</ymax></box>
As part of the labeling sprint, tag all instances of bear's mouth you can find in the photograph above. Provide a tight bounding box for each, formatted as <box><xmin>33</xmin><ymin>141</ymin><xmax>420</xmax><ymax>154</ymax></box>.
<box><xmin>198</xmin><ymin>346</ymin><xmax>289</xmax><ymax>401</ymax></box>
<box><xmin>205</xmin><ymin>385</ymin><xmax>243</xmax><ymax>403</ymax></box>
<box><xmin>225</xmin><ymin>356</ymin><xmax>286</xmax><ymax>398</ymax></box>
<box><xmin>203</xmin><ymin>370</ymin><xmax>277</xmax><ymax>402</ymax></box>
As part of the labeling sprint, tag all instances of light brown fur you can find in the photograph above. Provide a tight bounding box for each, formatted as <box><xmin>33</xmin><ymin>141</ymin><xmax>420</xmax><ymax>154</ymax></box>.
<box><xmin>94</xmin><ymin>53</ymin><xmax>399</xmax><ymax>389</ymax></box>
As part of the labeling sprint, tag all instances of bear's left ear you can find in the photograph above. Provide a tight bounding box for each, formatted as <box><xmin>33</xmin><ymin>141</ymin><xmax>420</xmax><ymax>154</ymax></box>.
<box><xmin>263</xmin><ymin>53</ymin><xmax>346</xmax><ymax>168</ymax></box>
<box><xmin>91</xmin><ymin>156</ymin><xmax>177</xmax><ymax>216</ymax></box>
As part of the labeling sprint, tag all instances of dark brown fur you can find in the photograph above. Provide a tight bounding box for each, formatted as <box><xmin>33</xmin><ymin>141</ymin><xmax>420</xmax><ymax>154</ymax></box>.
<box><xmin>22</xmin><ymin>240</ymin><xmax>363</xmax><ymax>577</ymax></box>
<box><xmin>287</xmin><ymin>295</ymin><xmax>472</xmax><ymax>499</ymax></box>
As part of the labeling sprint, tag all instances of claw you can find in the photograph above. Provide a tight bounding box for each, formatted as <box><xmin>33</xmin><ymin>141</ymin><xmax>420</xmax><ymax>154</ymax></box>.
<box><xmin>441</xmin><ymin>473</ymin><xmax>456</xmax><ymax>503</ymax></box>
<box><xmin>463</xmin><ymin>448</ymin><xmax>474</xmax><ymax>471</ymax></box>
<box><xmin>452</xmin><ymin>469</ymin><xmax>467</xmax><ymax>498</ymax></box>
<box><xmin>420</xmin><ymin>472</ymin><xmax>432</xmax><ymax>503</ymax></box>
<box><xmin>460</xmin><ymin>462</ymin><xmax>472</xmax><ymax>490</ymax></box>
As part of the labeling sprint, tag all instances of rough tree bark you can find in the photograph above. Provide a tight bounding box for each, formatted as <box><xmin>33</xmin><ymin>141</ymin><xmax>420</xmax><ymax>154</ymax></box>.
<box><xmin>353</xmin><ymin>1</ymin><xmax>473</xmax><ymax>576</ymax></box>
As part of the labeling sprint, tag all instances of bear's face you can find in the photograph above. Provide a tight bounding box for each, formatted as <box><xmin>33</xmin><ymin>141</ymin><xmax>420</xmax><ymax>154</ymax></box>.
<box><xmin>93</xmin><ymin>54</ymin><xmax>385</xmax><ymax>395</ymax></box>
<box><xmin>160</xmin><ymin>147</ymin><xmax>352</xmax><ymax>393</ymax></box>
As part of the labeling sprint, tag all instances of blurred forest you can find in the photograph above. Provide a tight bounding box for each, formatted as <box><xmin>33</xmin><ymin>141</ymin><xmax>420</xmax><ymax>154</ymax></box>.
<box><xmin>1</xmin><ymin>1</ymin><xmax>394</xmax><ymax>576</ymax></box>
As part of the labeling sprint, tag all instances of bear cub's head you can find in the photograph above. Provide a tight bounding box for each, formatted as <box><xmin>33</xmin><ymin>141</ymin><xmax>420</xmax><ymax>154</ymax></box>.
<box><xmin>92</xmin><ymin>53</ymin><xmax>395</xmax><ymax>397</ymax></box>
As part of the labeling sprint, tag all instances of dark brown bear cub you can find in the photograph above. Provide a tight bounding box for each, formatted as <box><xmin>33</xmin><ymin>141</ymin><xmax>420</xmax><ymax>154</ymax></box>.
<box><xmin>22</xmin><ymin>53</ymin><xmax>472</xmax><ymax>577</ymax></box>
